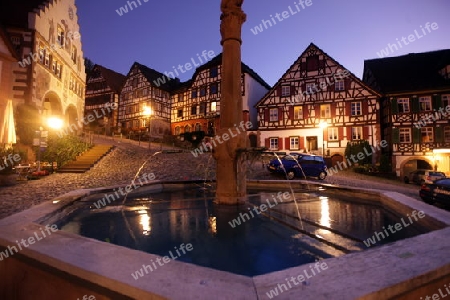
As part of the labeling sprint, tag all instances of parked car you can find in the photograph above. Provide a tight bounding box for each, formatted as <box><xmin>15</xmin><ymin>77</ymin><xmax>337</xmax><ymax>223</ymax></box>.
<box><xmin>419</xmin><ymin>178</ymin><xmax>450</xmax><ymax>205</ymax></box>
<box><xmin>403</xmin><ymin>169</ymin><xmax>446</xmax><ymax>184</ymax></box>
<box><xmin>267</xmin><ymin>153</ymin><xmax>327</xmax><ymax>180</ymax></box>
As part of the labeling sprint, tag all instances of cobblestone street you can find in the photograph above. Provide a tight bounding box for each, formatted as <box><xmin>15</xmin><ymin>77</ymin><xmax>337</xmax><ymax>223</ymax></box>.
<box><xmin>0</xmin><ymin>136</ymin><xmax>426</xmax><ymax>220</ymax></box>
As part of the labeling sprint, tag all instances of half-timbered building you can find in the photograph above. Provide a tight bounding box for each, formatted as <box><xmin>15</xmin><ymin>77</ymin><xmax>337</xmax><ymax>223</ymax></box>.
<box><xmin>363</xmin><ymin>49</ymin><xmax>450</xmax><ymax>177</ymax></box>
<box><xmin>118</xmin><ymin>62</ymin><xmax>180</xmax><ymax>138</ymax></box>
<box><xmin>84</xmin><ymin>65</ymin><xmax>126</xmax><ymax>134</ymax></box>
<box><xmin>256</xmin><ymin>43</ymin><xmax>382</xmax><ymax>165</ymax></box>
<box><xmin>170</xmin><ymin>54</ymin><xmax>270</xmax><ymax>145</ymax></box>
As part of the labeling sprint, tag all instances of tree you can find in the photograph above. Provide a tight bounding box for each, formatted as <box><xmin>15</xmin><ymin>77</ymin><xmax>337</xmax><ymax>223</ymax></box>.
<box><xmin>84</xmin><ymin>57</ymin><xmax>95</xmax><ymax>80</ymax></box>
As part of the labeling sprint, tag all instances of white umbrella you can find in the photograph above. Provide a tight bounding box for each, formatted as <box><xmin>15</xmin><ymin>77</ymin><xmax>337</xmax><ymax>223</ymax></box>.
<box><xmin>0</xmin><ymin>100</ymin><xmax>17</xmax><ymax>148</ymax></box>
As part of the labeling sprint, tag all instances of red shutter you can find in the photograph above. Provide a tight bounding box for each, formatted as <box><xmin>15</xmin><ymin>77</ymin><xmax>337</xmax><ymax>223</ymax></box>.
<box><xmin>277</xmin><ymin>86</ymin><xmax>282</xmax><ymax>97</ymax></box>
<box><xmin>338</xmin><ymin>127</ymin><xmax>344</xmax><ymax>140</ymax></box>
<box><xmin>345</xmin><ymin>102</ymin><xmax>351</xmax><ymax>116</ymax></box>
<box><xmin>363</xmin><ymin>126</ymin><xmax>369</xmax><ymax>140</ymax></box>
<box><xmin>331</xmin><ymin>103</ymin><xmax>336</xmax><ymax>119</ymax></box>
<box><xmin>345</xmin><ymin>79</ymin><xmax>351</xmax><ymax>91</ymax></box>
<box><xmin>304</xmin><ymin>105</ymin><xmax>309</xmax><ymax>119</ymax></box>
<box><xmin>265</xmin><ymin>138</ymin><xmax>270</xmax><ymax>148</ymax></box>
<box><xmin>299</xmin><ymin>136</ymin><xmax>305</xmax><ymax>149</ymax></box>
<box><xmin>289</xmin><ymin>106</ymin><xmax>294</xmax><ymax>120</ymax></box>
<box><xmin>285</xmin><ymin>137</ymin><xmax>290</xmax><ymax>150</ymax></box>
<box><xmin>347</xmin><ymin>127</ymin><xmax>352</xmax><ymax>140</ymax></box>
<box><xmin>362</xmin><ymin>101</ymin><xmax>368</xmax><ymax>116</ymax></box>
<box><xmin>278</xmin><ymin>107</ymin><xmax>283</xmax><ymax>121</ymax></box>
<box><xmin>315</xmin><ymin>104</ymin><xmax>320</xmax><ymax>118</ymax></box>
<box><xmin>324</xmin><ymin>128</ymin><xmax>328</xmax><ymax>142</ymax></box>
<box><xmin>264</xmin><ymin>108</ymin><xmax>269</xmax><ymax>122</ymax></box>
<box><xmin>278</xmin><ymin>138</ymin><xmax>283</xmax><ymax>150</ymax></box>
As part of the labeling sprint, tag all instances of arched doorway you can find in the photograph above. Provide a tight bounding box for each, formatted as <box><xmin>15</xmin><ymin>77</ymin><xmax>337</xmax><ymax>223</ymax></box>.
<box><xmin>42</xmin><ymin>91</ymin><xmax>63</xmax><ymax>119</ymax></box>
<box><xmin>65</xmin><ymin>105</ymin><xmax>78</xmax><ymax>133</ymax></box>
<box><xmin>402</xmin><ymin>158</ymin><xmax>433</xmax><ymax>178</ymax></box>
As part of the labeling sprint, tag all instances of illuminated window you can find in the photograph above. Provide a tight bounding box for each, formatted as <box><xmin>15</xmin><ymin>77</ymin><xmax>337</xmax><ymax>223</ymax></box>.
<box><xmin>397</xmin><ymin>98</ymin><xmax>410</xmax><ymax>113</ymax></box>
<box><xmin>328</xmin><ymin>128</ymin><xmax>338</xmax><ymax>141</ymax></box>
<box><xmin>290</xmin><ymin>137</ymin><xmax>299</xmax><ymax>150</ymax></box>
<box><xmin>211</xmin><ymin>102</ymin><xmax>217</xmax><ymax>112</ymax></box>
<box><xmin>294</xmin><ymin>106</ymin><xmax>303</xmax><ymax>119</ymax></box>
<box><xmin>320</xmin><ymin>104</ymin><xmax>330</xmax><ymax>118</ymax></box>
<box><xmin>419</xmin><ymin>97</ymin><xmax>431</xmax><ymax>111</ymax></box>
<box><xmin>352</xmin><ymin>127</ymin><xmax>362</xmax><ymax>140</ymax></box>
<box><xmin>269</xmin><ymin>138</ymin><xmax>278</xmax><ymax>150</ymax></box>
<box><xmin>421</xmin><ymin>127</ymin><xmax>433</xmax><ymax>142</ymax></box>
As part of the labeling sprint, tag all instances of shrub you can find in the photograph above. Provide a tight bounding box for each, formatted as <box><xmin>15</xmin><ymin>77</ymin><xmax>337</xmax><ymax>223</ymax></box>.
<box><xmin>36</xmin><ymin>134</ymin><xmax>90</xmax><ymax>167</ymax></box>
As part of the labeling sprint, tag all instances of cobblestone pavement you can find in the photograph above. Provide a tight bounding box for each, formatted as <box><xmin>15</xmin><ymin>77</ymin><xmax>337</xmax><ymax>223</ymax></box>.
<box><xmin>0</xmin><ymin>136</ymin><xmax>427</xmax><ymax>219</ymax></box>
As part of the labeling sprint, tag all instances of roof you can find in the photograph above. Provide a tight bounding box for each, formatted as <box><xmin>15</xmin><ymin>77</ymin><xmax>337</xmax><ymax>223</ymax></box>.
<box><xmin>131</xmin><ymin>62</ymin><xmax>181</xmax><ymax>91</ymax></box>
<box><xmin>363</xmin><ymin>49</ymin><xmax>450</xmax><ymax>94</ymax></box>
<box><xmin>255</xmin><ymin>42</ymin><xmax>381</xmax><ymax>108</ymax></box>
<box><xmin>92</xmin><ymin>64</ymin><xmax>126</xmax><ymax>94</ymax></box>
<box><xmin>0</xmin><ymin>0</ymin><xmax>49</xmax><ymax>28</ymax></box>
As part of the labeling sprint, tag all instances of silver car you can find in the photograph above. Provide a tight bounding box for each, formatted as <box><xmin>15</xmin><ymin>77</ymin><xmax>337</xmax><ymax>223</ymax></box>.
<box><xmin>404</xmin><ymin>169</ymin><xmax>446</xmax><ymax>185</ymax></box>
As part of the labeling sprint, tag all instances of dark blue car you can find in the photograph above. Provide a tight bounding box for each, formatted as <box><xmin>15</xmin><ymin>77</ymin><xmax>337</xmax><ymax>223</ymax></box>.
<box><xmin>419</xmin><ymin>178</ymin><xmax>450</xmax><ymax>205</ymax></box>
<box><xmin>267</xmin><ymin>153</ymin><xmax>327</xmax><ymax>180</ymax></box>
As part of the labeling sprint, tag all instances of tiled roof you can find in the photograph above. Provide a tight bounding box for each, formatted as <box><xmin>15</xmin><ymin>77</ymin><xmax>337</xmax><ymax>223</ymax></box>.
<box><xmin>0</xmin><ymin>0</ymin><xmax>49</xmax><ymax>28</ymax></box>
<box><xmin>133</xmin><ymin>62</ymin><xmax>181</xmax><ymax>91</ymax></box>
<box><xmin>94</xmin><ymin>65</ymin><xmax>126</xmax><ymax>94</ymax></box>
<box><xmin>364</xmin><ymin>49</ymin><xmax>450</xmax><ymax>94</ymax></box>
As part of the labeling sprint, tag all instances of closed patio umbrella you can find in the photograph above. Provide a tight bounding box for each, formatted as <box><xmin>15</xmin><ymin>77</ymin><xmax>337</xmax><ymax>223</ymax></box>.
<box><xmin>0</xmin><ymin>100</ymin><xmax>17</xmax><ymax>148</ymax></box>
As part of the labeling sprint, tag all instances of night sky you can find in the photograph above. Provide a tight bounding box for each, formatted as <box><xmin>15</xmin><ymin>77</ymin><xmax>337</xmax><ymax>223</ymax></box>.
<box><xmin>75</xmin><ymin>0</ymin><xmax>450</xmax><ymax>85</ymax></box>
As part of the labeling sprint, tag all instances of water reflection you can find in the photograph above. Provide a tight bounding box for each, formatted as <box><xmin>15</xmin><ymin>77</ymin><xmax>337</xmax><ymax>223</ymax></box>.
<box><xmin>138</xmin><ymin>210</ymin><xmax>151</xmax><ymax>236</ymax></box>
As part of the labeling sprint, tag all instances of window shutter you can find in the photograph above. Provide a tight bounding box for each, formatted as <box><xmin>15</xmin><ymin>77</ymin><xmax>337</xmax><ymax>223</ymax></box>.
<box><xmin>324</xmin><ymin>129</ymin><xmax>328</xmax><ymax>142</ymax></box>
<box><xmin>291</xmin><ymin>86</ymin><xmax>296</xmax><ymax>96</ymax></box>
<box><xmin>265</xmin><ymin>138</ymin><xmax>270</xmax><ymax>148</ymax></box>
<box><xmin>331</xmin><ymin>103</ymin><xmax>336</xmax><ymax>118</ymax></box>
<box><xmin>363</xmin><ymin>126</ymin><xmax>369</xmax><ymax>140</ymax></box>
<box><xmin>345</xmin><ymin>102</ymin><xmax>351</xmax><ymax>116</ymax></box>
<box><xmin>345</xmin><ymin>79</ymin><xmax>351</xmax><ymax>90</ymax></box>
<box><xmin>289</xmin><ymin>106</ymin><xmax>294</xmax><ymax>121</ymax></box>
<box><xmin>285</xmin><ymin>137</ymin><xmax>290</xmax><ymax>150</ymax></box>
<box><xmin>362</xmin><ymin>101</ymin><xmax>368</xmax><ymax>116</ymax></box>
<box><xmin>299</xmin><ymin>136</ymin><xmax>305</xmax><ymax>149</ymax></box>
<box><xmin>347</xmin><ymin>127</ymin><xmax>352</xmax><ymax>140</ymax></box>
<box><xmin>264</xmin><ymin>108</ymin><xmax>269</xmax><ymax>122</ymax></box>
<box><xmin>315</xmin><ymin>105</ymin><xmax>320</xmax><ymax>118</ymax></box>
<box><xmin>303</xmin><ymin>105</ymin><xmax>309</xmax><ymax>119</ymax></box>
<box><xmin>392</xmin><ymin>128</ymin><xmax>399</xmax><ymax>143</ymax></box>
<box><xmin>432</xmin><ymin>94</ymin><xmax>442</xmax><ymax>111</ymax></box>
<box><xmin>278</xmin><ymin>138</ymin><xmax>283</xmax><ymax>150</ymax></box>
<box><xmin>435</xmin><ymin>126</ymin><xmax>444</xmax><ymax>143</ymax></box>
<box><xmin>411</xmin><ymin>96</ymin><xmax>420</xmax><ymax>113</ymax></box>
<box><xmin>277</xmin><ymin>86</ymin><xmax>282</xmax><ymax>97</ymax></box>
<box><xmin>390</xmin><ymin>98</ymin><xmax>398</xmax><ymax>114</ymax></box>
<box><xmin>278</xmin><ymin>107</ymin><xmax>283</xmax><ymax>121</ymax></box>
<box><xmin>338</xmin><ymin>127</ymin><xmax>344</xmax><ymax>140</ymax></box>
<box><xmin>413</xmin><ymin>127</ymin><xmax>421</xmax><ymax>143</ymax></box>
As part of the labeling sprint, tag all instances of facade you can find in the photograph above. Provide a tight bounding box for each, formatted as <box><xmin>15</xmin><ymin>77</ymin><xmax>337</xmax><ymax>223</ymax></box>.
<box><xmin>0</xmin><ymin>0</ymin><xmax>85</xmax><ymax>142</ymax></box>
<box><xmin>170</xmin><ymin>54</ymin><xmax>270</xmax><ymax>145</ymax></box>
<box><xmin>363</xmin><ymin>49</ymin><xmax>450</xmax><ymax>176</ymax></box>
<box><xmin>256</xmin><ymin>43</ymin><xmax>382</xmax><ymax>165</ymax></box>
<box><xmin>118</xmin><ymin>62</ymin><xmax>179</xmax><ymax>138</ymax></box>
<box><xmin>84</xmin><ymin>64</ymin><xmax>126</xmax><ymax>134</ymax></box>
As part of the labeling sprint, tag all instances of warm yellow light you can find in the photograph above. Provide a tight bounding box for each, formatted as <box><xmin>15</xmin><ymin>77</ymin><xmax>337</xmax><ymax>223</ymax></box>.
<box><xmin>319</xmin><ymin>121</ymin><xmax>328</xmax><ymax>129</ymax></box>
<box><xmin>143</xmin><ymin>106</ymin><xmax>152</xmax><ymax>117</ymax></box>
<box><xmin>47</xmin><ymin>117</ymin><xmax>64</xmax><ymax>129</ymax></box>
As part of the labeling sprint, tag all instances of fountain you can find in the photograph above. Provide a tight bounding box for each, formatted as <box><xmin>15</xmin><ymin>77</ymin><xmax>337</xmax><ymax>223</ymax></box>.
<box><xmin>1</xmin><ymin>1</ymin><xmax>450</xmax><ymax>299</ymax></box>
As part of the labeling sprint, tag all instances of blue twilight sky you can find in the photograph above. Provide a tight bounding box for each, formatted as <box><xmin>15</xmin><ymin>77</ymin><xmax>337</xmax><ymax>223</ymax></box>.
<box><xmin>75</xmin><ymin>0</ymin><xmax>450</xmax><ymax>86</ymax></box>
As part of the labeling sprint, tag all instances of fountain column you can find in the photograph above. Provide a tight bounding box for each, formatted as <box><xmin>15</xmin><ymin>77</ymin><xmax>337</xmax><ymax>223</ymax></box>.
<box><xmin>213</xmin><ymin>0</ymin><xmax>247</xmax><ymax>205</ymax></box>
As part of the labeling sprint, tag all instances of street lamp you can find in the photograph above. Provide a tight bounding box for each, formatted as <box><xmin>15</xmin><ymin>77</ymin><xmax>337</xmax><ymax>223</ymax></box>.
<box><xmin>36</xmin><ymin>116</ymin><xmax>63</xmax><ymax>171</ymax></box>
<box><xmin>319</xmin><ymin>121</ymin><xmax>328</xmax><ymax>157</ymax></box>
<box><xmin>143</xmin><ymin>105</ymin><xmax>152</xmax><ymax>150</ymax></box>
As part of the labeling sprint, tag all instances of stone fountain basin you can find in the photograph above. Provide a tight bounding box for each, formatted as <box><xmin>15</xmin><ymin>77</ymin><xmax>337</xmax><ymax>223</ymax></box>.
<box><xmin>0</xmin><ymin>180</ymin><xmax>449</xmax><ymax>299</ymax></box>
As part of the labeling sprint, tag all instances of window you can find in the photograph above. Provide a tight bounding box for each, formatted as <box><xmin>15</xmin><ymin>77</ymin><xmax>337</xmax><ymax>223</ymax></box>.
<box><xmin>281</xmin><ymin>86</ymin><xmax>290</xmax><ymax>97</ymax></box>
<box><xmin>185</xmin><ymin>125</ymin><xmax>191</xmax><ymax>133</ymax></box>
<box><xmin>192</xmin><ymin>89</ymin><xmax>198</xmax><ymax>98</ymax></box>
<box><xmin>175</xmin><ymin>126</ymin><xmax>181</xmax><ymax>135</ymax></box>
<box><xmin>444</xmin><ymin>126</ymin><xmax>450</xmax><ymax>142</ymax></box>
<box><xmin>419</xmin><ymin>96</ymin><xmax>431</xmax><ymax>111</ymax></box>
<box><xmin>177</xmin><ymin>109</ymin><xmax>183</xmax><ymax>118</ymax></box>
<box><xmin>195</xmin><ymin>123</ymin><xmax>201</xmax><ymax>131</ymax></box>
<box><xmin>200</xmin><ymin>86</ymin><xmax>206</xmax><ymax>97</ymax></box>
<box><xmin>328</xmin><ymin>128</ymin><xmax>338</xmax><ymax>141</ymax></box>
<box><xmin>211</xmin><ymin>102</ymin><xmax>217</xmax><ymax>112</ymax></box>
<box><xmin>210</xmin><ymin>67</ymin><xmax>218</xmax><ymax>78</ymax></box>
<box><xmin>335</xmin><ymin>80</ymin><xmax>345</xmax><ymax>91</ymax></box>
<box><xmin>320</xmin><ymin>104</ymin><xmax>330</xmax><ymax>118</ymax></box>
<box><xmin>57</xmin><ymin>26</ymin><xmax>65</xmax><ymax>47</ymax></box>
<box><xmin>199</xmin><ymin>102</ymin><xmax>207</xmax><ymax>114</ymax></box>
<box><xmin>269</xmin><ymin>138</ymin><xmax>278</xmax><ymax>150</ymax></box>
<box><xmin>56</xmin><ymin>63</ymin><xmax>62</xmax><ymax>78</ymax></box>
<box><xmin>269</xmin><ymin>108</ymin><xmax>278</xmax><ymax>121</ymax></box>
<box><xmin>51</xmin><ymin>60</ymin><xmax>56</xmax><ymax>73</ymax></box>
<box><xmin>421</xmin><ymin>127</ymin><xmax>433</xmax><ymax>142</ymax></box>
<box><xmin>191</xmin><ymin>105</ymin><xmax>197</xmax><ymax>115</ymax></box>
<box><xmin>399</xmin><ymin>128</ymin><xmax>411</xmax><ymax>143</ymax></box>
<box><xmin>44</xmin><ymin>51</ymin><xmax>50</xmax><ymax>66</ymax></box>
<box><xmin>443</xmin><ymin>95</ymin><xmax>450</xmax><ymax>108</ymax></box>
<box><xmin>352</xmin><ymin>127</ymin><xmax>363</xmax><ymax>140</ymax></box>
<box><xmin>351</xmin><ymin>102</ymin><xmax>361</xmax><ymax>116</ymax></box>
<box><xmin>142</xmin><ymin>88</ymin><xmax>148</xmax><ymax>96</ymax></box>
<box><xmin>38</xmin><ymin>45</ymin><xmax>45</xmax><ymax>63</ymax></box>
<box><xmin>398</xmin><ymin>98</ymin><xmax>410</xmax><ymax>113</ymax></box>
<box><xmin>210</xmin><ymin>83</ymin><xmax>218</xmax><ymax>94</ymax></box>
<box><xmin>71</xmin><ymin>46</ymin><xmax>77</xmax><ymax>63</ymax></box>
<box><xmin>290</xmin><ymin>137</ymin><xmax>299</xmax><ymax>150</ymax></box>
<box><xmin>294</xmin><ymin>106</ymin><xmax>303</xmax><ymax>119</ymax></box>
<box><xmin>305</xmin><ymin>83</ymin><xmax>316</xmax><ymax>94</ymax></box>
